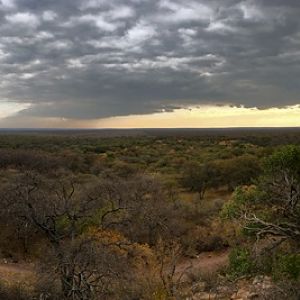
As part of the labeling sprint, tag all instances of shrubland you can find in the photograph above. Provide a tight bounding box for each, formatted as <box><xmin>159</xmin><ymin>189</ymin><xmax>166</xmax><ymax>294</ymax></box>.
<box><xmin>0</xmin><ymin>129</ymin><xmax>299</xmax><ymax>299</ymax></box>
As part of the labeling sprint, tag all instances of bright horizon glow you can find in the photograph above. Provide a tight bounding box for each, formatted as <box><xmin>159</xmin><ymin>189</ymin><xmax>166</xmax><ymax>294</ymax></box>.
<box><xmin>96</xmin><ymin>105</ymin><xmax>300</xmax><ymax>128</ymax></box>
<box><xmin>1</xmin><ymin>104</ymin><xmax>300</xmax><ymax>128</ymax></box>
<box><xmin>0</xmin><ymin>101</ymin><xmax>30</xmax><ymax>119</ymax></box>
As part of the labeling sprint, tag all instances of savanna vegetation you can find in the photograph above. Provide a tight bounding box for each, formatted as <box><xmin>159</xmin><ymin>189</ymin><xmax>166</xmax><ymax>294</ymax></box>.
<box><xmin>0</xmin><ymin>128</ymin><xmax>299</xmax><ymax>299</ymax></box>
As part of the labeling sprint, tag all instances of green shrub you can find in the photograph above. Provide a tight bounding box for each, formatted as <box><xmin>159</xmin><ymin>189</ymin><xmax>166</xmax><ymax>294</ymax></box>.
<box><xmin>228</xmin><ymin>247</ymin><xmax>254</xmax><ymax>278</ymax></box>
<box><xmin>235</xmin><ymin>251</ymin><xmax>300</xmax><ymax>281</ymax></box>
<box><xmin>274</xmin><ymin>253</ymin><xmax>300</xmax><ymax>280</ymax></box>
<box><xmin>220</xmin><ymin>187</ymin><xmax>250</xmax><ymax>219</ymax></box>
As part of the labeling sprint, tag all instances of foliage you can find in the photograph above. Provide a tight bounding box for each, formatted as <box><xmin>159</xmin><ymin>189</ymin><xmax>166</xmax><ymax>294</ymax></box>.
<box><xmin>264</xmin><ymin>145</ymin><xmax>300</xmax><ymax>176</ymax></box>
<box><xmin>273</xmin><ymin>253</ymin><xmax>300</xmax><ymax>280</ymax></box>
<box><xmin>0</xmin><ymin>131</ymin><xmax>300</xmax><ymax>297</ymax></box>
<box><xmin>220</xmin><ymin>185</ymin><xmax>258</xmax><ymax>219</ymax></box>
<box><xmin>222</xmin><ymin>145</ymin><xmax>300</xmax><ymax>244</ymax></box>
<box><xmin>228</xmin><ymin>247</ymin><xmax>254</xmax><ymax>278</ymax></box>
<box><xmin>181</xmin><ymin>162</ymin><xmax>220</xmax><ymax>199</ymax></box>
<box><xmin>223</xmin><ymin>145</ymin><xmax>300</xmax><ymax>281</ymax></box>
<box><xmin>217</xmin><ymin>155</ymin><xmax>261</xmax><ymax>191</ymax></box>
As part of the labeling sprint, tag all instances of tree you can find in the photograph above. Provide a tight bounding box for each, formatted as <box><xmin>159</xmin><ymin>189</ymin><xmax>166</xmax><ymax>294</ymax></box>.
<box><xmin>93</xmin><ymin>174</ymin><xmax>179</xmax><ymax>246</ymax></box>
<box><xmin>217</xmin><ymin>155</ymin><xmax>261</xmax><ymax>191</ymax></box>
<box><xmin>38</xmin><ymin>229</ymin><xmax>148</xmax><ymax>299</ymax></box>
<box><xmin>223</xmin><ymin>145</ymin><xmax>300</xmax><ymax>246</ymax></box>
<box><xmin>0</xmin><ymin>171</ymin><xmax>179</xmax><ymax>298</ymax></box>
<box><xmin>1</xmin><ymin>172</ymin><xmax>104</xmax><ymax>297</ymax></box>
<box><xmin>181</xmin><ymin>162</ymin><xmax>220</xmax><ymax>199</ymax></box>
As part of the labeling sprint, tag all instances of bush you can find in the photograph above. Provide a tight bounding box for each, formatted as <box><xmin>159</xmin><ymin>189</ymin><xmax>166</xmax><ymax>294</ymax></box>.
<box><xmin>228</xmin><ymin>247</ymin><xmax>254</xmax><ymax>278</ymax></box>
<box><xmin>220</xmin><ymin>185</ymin><xmax>258</xmax><ymax>219</ymax></box>
<box><xmin>228</xmin><ymin>248</ymin><xmax>300</xmax><ymax>281</ymax></box>
<box><xmin>274</xmin><ymin>253</ymin><xmax>300</xmax><ymax>280</ymax></box>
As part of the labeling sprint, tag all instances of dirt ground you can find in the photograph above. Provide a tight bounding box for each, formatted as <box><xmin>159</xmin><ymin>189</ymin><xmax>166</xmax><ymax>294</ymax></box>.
<box><xmin>176</xmin><ymin>250</ymin><xmax>229</xmax><ymax>280</ymax></box>
<box><xmin>0</xmin><ymin>261</ymin><xmax>35</xmax><ymax>287</ymax></box>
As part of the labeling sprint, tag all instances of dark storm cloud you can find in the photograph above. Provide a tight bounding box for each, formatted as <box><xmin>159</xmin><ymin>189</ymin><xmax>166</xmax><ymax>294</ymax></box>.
<box><xmin>0</xmin><ymin>0</ymin><xmax>300</xmax><ymax>119</ymax></box>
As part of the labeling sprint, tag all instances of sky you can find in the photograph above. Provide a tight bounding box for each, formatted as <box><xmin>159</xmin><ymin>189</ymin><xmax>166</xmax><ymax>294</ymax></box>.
<box><xmin>0</xmin><ymin>0</ymin><xmax>300</xmax><ymax>128</ymax></box>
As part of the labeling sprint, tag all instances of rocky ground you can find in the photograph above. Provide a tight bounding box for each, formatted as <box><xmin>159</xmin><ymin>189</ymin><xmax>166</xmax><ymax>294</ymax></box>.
<box><xmin>185</xmin><ymin>275</ymin><xmax>300</xmax><ymax>300</ymax></box>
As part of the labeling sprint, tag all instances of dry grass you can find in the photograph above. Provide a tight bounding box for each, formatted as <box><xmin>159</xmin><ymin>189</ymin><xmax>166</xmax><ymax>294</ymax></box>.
<box><xmin>0</xmin><ymin>261</ymin><xmax>35</xmax><ymax>294</ymax></box>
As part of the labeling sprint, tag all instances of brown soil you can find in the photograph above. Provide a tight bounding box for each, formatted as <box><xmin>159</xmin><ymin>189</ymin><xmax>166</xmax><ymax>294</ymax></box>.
<box><xmin>0</xmin><ymin>261</ymin><xmax>35</xmax><ymax>286</ymax></box>
<box><xmin>0</xmin><ymin>250</ymin><xmax>229</xmax><ymax>289</ymax></box>
<box><xmin>176</xmin><ymin>250</ymin><xmax>229</xmax><ymax>280</ymax></box>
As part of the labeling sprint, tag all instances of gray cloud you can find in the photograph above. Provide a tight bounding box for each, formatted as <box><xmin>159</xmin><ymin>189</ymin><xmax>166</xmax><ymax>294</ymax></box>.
<box><xmin>0</xmin><ymin>0</ymin><xmax>300</xmax><ymax>120</ymax></box>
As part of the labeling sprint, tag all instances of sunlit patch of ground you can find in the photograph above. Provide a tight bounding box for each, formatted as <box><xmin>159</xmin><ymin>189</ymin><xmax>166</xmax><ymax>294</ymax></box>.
<box><xmin>0</xmin><ymin>261</ymin><xmax>35</xmax><ymax>292</ymax></box>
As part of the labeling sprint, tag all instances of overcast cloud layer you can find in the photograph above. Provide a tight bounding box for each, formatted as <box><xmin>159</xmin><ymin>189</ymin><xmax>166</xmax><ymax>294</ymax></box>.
<box><xmin>0</xmin><ymin>0</ymin><xmax>300</xmax><ymax>120</ymax></box>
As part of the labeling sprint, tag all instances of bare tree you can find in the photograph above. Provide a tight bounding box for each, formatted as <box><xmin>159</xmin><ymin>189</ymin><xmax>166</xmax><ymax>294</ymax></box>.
<box><xmin>154</xmin><ymin>239</ymin><xmax>192</xmax><ymax>299</ymax></box>
<box><xmin>1</xmin><ymin>172</ymin><xmax>178</xmax><ymax>298</ymax></box>
<box><xmin>93</xmin><ymin>174</ymin><xmax>180</xmax><ymax>246</ymax></box>
<box><xmin>1</xmin><ymin>172</ymin><xmax>110</xmax><ymax>298</ymax></box>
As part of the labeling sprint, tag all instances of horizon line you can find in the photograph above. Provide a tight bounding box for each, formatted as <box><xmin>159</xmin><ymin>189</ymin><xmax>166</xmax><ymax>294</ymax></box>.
<box><xmin>0</xmin><ymin>126</ymin><xmax>300</xmax><ymax>131</ymax></box>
